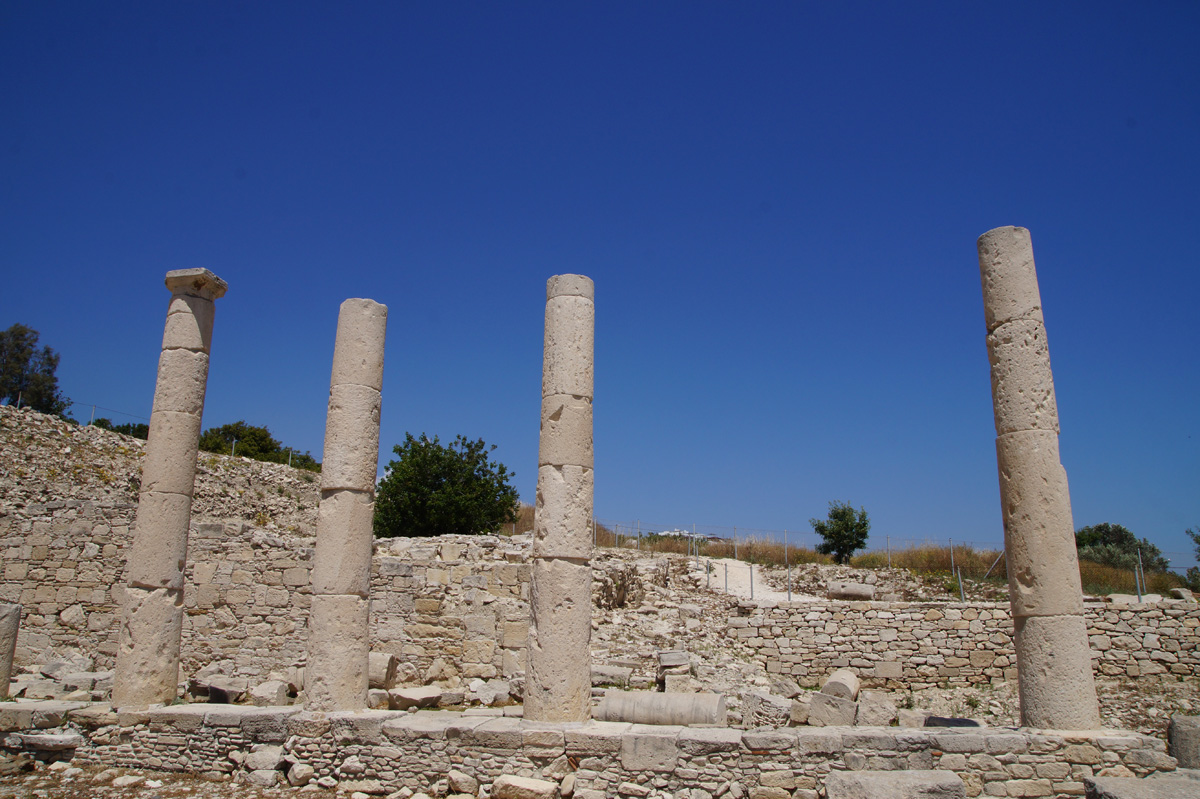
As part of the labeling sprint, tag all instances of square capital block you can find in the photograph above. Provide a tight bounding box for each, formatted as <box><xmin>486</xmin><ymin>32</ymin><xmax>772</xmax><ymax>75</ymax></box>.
<box><xmin>165</xmin><ymin>269</ymin><xmax>227</xmax><ymax>301</ymax></box>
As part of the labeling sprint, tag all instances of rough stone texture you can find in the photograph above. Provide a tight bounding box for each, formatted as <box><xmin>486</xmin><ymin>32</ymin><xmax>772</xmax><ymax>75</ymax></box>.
<box><xmin>594</xmin><ymin>690</ymin><xmax>725</xmax><ymax>725</ymax></box>
<box><xmin>827</xmin><ymin>581</ymin><xmax>874</xmax><ymax>600</ymax></box>
<box><xmin>0</xmin><ymin>603</ymin><xmax>20</xmax><ymax>699</ymax></box>
<box><xmin>113</xmin><ymin>269</ymin><xmax>225</xmax><ymax>711</ymax></box>
<box><xmin>311</xmin><ymin>489</ymin><xmax>375</xmax><ymax>597</ymax></box>
<box><xmin>305</xmin><ymin>594</ymin><xmax>370</xmax><ymax>711</ymax></box>
<box><xmin>995</xmin><ymin>429</ymin><xmax>1085</xmax><ymax>618</ymax></box>
<box><xmin>978</xmin><ymin>226</ymin><xmax>1099</xmax><ymax>730</ymax></box>
<box><xmin>526</xmin><ymin>557</ymin><xmax>592</xmax><ymax>722</ymax></box>
<box><xmin>855</xmin><ymin>690</ymin><xmax>898</xmax><ymax>726</ymax></box>
<box><xmin>527</xmin><ymin>274</ymin><xmax>594</xmax><ymax>723</ymax></box>
<box><xmin>1085</xmin><ymin>776</ymin><xmax>1200</xmax><ymax>799</ymax></box>
<box><xmin>825</xmin><ymin>770</ymin><xmax>965</xmax><ymax>798</ymax></box>
<box><xmin>307</xmin><ymin>298</ymin><xmax>386</xmax><ymax>712</ymax></box>
<box><xmin>493</xmin><ymin>774</ymin><xmax>559</xmax><ymax>799</ymax></box>
<box><xmin>807</xmin><ymin>691</ymin><xmax>857</xmax><ymax>726</ymax></box>
<box><xmin>112</xmin><ymin>586</ymin><xmax>185</xmax><ymax>708</ymax></box>
<box><xmin>369</xmin><ymin>652</ymin><xmax>399</xmax><ymax>690</ymax></box>
<box><xmin>1168</xmin><ymin>714</ymin><xmax>1200</xmax><ymax>769</ymax></box>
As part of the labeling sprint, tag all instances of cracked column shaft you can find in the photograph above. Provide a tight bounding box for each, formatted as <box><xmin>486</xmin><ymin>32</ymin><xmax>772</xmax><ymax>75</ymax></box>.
<box><xmin>114</xmin><ymin>268</ymin><xmax>226</xmax><ymax>710</ymax></box>
<box><xmin>526</xmin><ymin>274</ymin><xmax>594</xmax><ymax>722</ymax></box>
<box><xmin>978</xmin><ymin>227</ymin><xmax>1099</xmax><ymax>729</ymax></box>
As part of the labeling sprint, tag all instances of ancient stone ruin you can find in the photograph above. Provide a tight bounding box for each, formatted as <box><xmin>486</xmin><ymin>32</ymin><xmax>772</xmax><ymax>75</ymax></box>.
<box><xmin>0</xmin><ymin>248</ymin><xmax>1197</xmax><ymax>799</ymax></box>
<box><xmin>113</xmin><ymin>268</ymin><xmax>227</xmax><ymax>711</ymax></box>
<box><xmin>977</xmin><ymin>226</ymin><xmax>1101</xmax><ymax>730</ymax></box>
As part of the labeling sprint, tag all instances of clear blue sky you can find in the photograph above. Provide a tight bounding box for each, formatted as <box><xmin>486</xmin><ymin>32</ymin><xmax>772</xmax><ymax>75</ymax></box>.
<box><xmin>3</xmin><ymin>3</ymin><xmax>1197</xmax><ymax>567</ymax></box>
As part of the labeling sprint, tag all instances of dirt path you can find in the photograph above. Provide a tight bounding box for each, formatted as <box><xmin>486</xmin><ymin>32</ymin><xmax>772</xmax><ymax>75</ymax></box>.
<box><xmin>685</xmin><ymin>556</ymin><xmax>820</xmax><ymax>603</ymax></box>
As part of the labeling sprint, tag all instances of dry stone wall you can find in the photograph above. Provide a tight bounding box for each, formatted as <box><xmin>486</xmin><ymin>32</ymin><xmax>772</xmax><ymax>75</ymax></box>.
<box><xmin>728</xmin><ymin>599</ymin><xmax>1200</xmax><ymax>689</ymax></box>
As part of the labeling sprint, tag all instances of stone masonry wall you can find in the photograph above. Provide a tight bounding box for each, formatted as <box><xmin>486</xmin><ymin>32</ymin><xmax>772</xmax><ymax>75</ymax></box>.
<box><xmin>728</xmin><ymin>599</ymin><xmax>1200</xmax><ymax>689</ymax></box>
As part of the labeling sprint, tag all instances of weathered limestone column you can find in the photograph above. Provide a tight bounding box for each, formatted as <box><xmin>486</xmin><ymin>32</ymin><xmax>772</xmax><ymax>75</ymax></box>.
<box><xmin>0</xmin><ymin>603</ymin><xmax>21</xmax><ymax>700</ymax></box>
<box><xmin>114</xmin><ymin>269</ymin><xmax>226</xmax><ymax>709</ymax></box>
<box><xmin>305</xmin><ymin>298</ymin><xmax>387</xmax><ymax>711</ymax></box>
<box><xmin>978</xmin><ymin>227</ymin><xmax>1100</xmax><ymax>729</ymax></box>
<box><xmin>526</xmin><ymin>275</ymin><xmax>594</xmax><ymax>723</ymax></box>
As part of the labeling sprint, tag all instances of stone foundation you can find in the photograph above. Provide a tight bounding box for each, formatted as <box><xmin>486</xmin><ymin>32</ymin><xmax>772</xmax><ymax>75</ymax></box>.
<box><xmin>0</xmin><ymin>702</ymin><xmax>1178</xmax><ymax>799</ymax></box>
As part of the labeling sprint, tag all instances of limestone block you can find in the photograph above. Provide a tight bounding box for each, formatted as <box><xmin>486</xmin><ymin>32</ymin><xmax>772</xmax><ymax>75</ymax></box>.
<box><xmin>547</xmin><ymin>274</ymin><xmax>595</xmax><ymax>301</ymax></box>
<box><xmin>533</xmin><ymin>465</ymin><xmax>594</xmax><ymax>560</ymax></box>
<box><xmin>526</xmin><ymin>558</ymin><xmax>592</xmax><ymax>722</ymax></box>
<box><xmin>825</xmin><ymin>769</ymin><xmax>965</xmax><ymax>798</ymax></box>
<box><xmin>620</xmin><ymin>728</ymin><xmax>680</xmax><ymax>772</ymax></box>
<box><xmin>250</xmin><ymin>680</ymin><xmax>290</xmax><ymax>707</ymax></box>
<box><xmin>493</xmin><ymin>774</ymin><xmax>559</xmax><ymax>799</ymax></box>
<box><xmin>1167</xmin><ymin>714</ymin><xmax>1200</xmax><ymax>769</ymax></box>
<box><xmin>987</xmin><ymin>318</ymin><xmax>1059</xmax><ymax>434</ymax></box>
<box><xmin>164</xmin><ymin>268</ymin><xmax>228</xmax><ymax>301</ymax></box>
<box><xmin>977</xmin><ymin>226</ymin><xmax>1043</xmax><ymax>333</ymax></box>
<box><xmin>820</xmin><ymin>668</ymin><xmax>861</xmax><ymax>700</ymax></box>
<box><xmin>543</xmin><ymin>294</ymin><xmax>595</xmax><ymax>399</ymax></box>
<box><xmin>320</xmin><ymin>383</ymin><xmax>382</xmax><ymax>493</ymax></box>
<box><xmin>594</xmin><ymin>690</ymin><xmax>725</xmax><ymax>725</ymax></box>
<box><xmin>808</xmin><ymin>692</ymin><xmax>857</xmax><ymax>727</ymax></box>
<box><xmin>1084</xmin><ymin>776</ymin><xmax>1199</xmax><ymax>799</ymax></box>
<box><xmin>827</xmin><ymin>582</ymin><xmax>874</xmax><ymax>601</ymax></box>
<box><xmin>329</xmin><ymin>298</ymin><xmax>388</xmax><ymax>391</ymax></box>
<box><xmin>150</xmin><ymin>349</ymin><xmax>211</xmax><ymax>416</ymax></box>
<box><xmin>996</xmin><ymin>430</ymin><xmax>1086</xmax><ymax>617</ymax></box>
<box><xmin>1013</xmin><ymin>614</ymin><xmax>1100</xmax><ymax>729</ymax></box>
<box><xmin>305</xmin><ymin>595</ymin><xmax>370</xmax><ymax>712</ymax></box>
<box><xmin>368</xmin><ymin>652</ymin><xmax>399</xmax><ymax>689</ymax></box>
<box><xmin>311</xmin><ymin>489</ymin><xmax>375</xmax><ymax>597</ymax></box>
<box><xmin>539</xmin><ymin>394</ymin><xmax>593</xmax><ymax>468</ymax></box>
<box><xmin>162</xmin><ymin>293</ymin><xmax>216</xmax><ymax>352</ymax></box>
<box><xmin>855</xmin><ymin>691</ymin><xmax>898</xmax><ymax>727</ymax></box>
<box><xmin>112</xmin><ymin>587</ymin><xmax>184</xmax><ymax>709</ymax></box>
<box><xmin>0</xmin><ymin>603</ymin><xmax>20</xmax><ymax>700</ymax></box>
<box><xmin>126</xmin><ymin>491</ymin><xmax>193</xmax><ymax>590</ymax></box>
<box><xmin>141</xmin><ymin>410</ymin><xmax>203</xmax><ymax>497</ymax></box>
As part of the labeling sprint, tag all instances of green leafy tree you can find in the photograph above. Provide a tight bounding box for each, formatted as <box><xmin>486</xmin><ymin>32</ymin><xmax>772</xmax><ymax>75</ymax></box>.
<box><xmin>198</xmin><ymin>420</ymin><xmax>320</xmax><ymax>472</ymax></box>
<box><xmin>92</xmin><ymin>418</ymin><xmax>149</xmax><ymax>439</ymax></box>
<box><xmin>0</xmin><ymin>323</ymin><xmax>70</xmax><ymax>416</ymax></box>
<box><xmin>374</xmin><ymin>433</ymin><xmax>519</xmax><ymax>538</ymax></box>
<box><xmin>1075</xmin><ymin>522</ymin><xmax>1169</xmax><ymax>572</ymax></box>
<box><xmin>1185</xmin><ymin>527</ymin><xmax>1200</xmax><ymax>592</ymax></box>
<box><xmin>810</xmin><ymin>501</ymin><xmax>870</xmax><ymax>564</ymax></box>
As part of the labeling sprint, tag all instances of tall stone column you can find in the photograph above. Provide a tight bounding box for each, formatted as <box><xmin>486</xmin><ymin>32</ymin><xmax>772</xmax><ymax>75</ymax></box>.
<box><xmin>977</xmin><ymin>227</ymin><xmax>1100</xmax><ymax>729</ymax></box>
<box><xmin>114</xmin><ymin>268</ymin><xmax>226</xmax><ymax>710</ymax></box>
<box><xmin>526</xmin><ymin>275</ymin><xmax>594</xmax><ymax>723</ymax></box>
<box><xmin>305</xmin><ymin>298</ymin><xmax>387</xmax><ymax>711</ymax></box>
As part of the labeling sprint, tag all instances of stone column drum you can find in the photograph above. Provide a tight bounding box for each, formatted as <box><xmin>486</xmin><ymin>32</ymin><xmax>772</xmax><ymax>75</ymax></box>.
<box><xmin>977</xmin><ymin>227</ymin><xmax>1099</xmax><ymax>729</ymax></box>
<box><xmin>114</xmin><ymin>269</ymin><xmax>226</xmax><ymax>710</ymax></box>
<box><xmin>305</xmin><ymin>298</ymin><xmax>387</xmax><ymax>711</ymax></box>
<box><xmin>0</xmin><ymin>603</ymin><xmax>21</xmax><ymax>700</ymax></box>
<box><xmin>526</xmin><ymin>275</ymin><xmax>595</xmax><ymax>723</ymax></box>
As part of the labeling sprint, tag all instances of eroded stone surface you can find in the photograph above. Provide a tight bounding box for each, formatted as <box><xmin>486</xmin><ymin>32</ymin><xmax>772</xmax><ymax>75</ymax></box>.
<box><xmin>311</xmin><ymin>489</ymin><xmax>375</xmax><ymax>597</ymax></box>
<box><xmin>0</xmin><ymin>604</ymin><xmax>20</xmax><ymax>700</ymax></box>
<box><xmin>978</xmin><ymin>226</ymin><xmax>1043</xmax><ymax>332</ymax></box>
<box><xmin>305</xmin><ymin>594</ymin><xmax>370</xmax><ymax>711</ymax></box>
<box><xmin>113</xmin><ymin>586</ymin><xmax>185</xmax><ymax>709</ymax></box>
<box><xmin>1013</xmin><ymin>614</ymin><xmax>1101</xmax><ymax>729</ymax></box>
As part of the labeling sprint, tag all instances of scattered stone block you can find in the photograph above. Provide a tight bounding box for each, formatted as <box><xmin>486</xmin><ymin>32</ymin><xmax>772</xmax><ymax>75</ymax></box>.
<box><xmin>250</xmin><ymin>680</ymin><xmax>289</xmax><ymax>707</ymax></box>
<box><xmin>820</xmin><ymin>669</ymin><xmax>861</xmax><ymax>701</ymax></box>
<box><xmin>1084</xmin><ymin>775</ymin><xmax>1200</xmax><ymax>799</ymax></box>
<box><xmin>493</xmin><ymin>774</ymin><xmax>559</xmax><ymax>799</ymax></box>
<box><xmin>388</xmin><ymin>686</ymin><xmax>441</xmax><ymax>710</ymax></box>
<box><xmin>743</xmin><ymin>692</ymin><xmax>792</xmax><ymax>728</ymax></box>
<box><xmin>448</xmin><ymin>770</ymin><xmax>479</xmax><ymax>794</ymax></box>
<box><xmin>287</xmin><ymin>763</ymin><xmax>315</xmax><ymax>786</ymax></box>
<box><xmin>855</xmin><ymin>691</ymin><xmax>897</xmax><ymax>726</ymax></box>
<box><xmin>898</xmin><ymin>709</ymin><xmax>932</xmax><ymax>728</ymax></box>
<box><xmin>827</xmin><ymin>582</ymin><xmax>875</xmax><ymax>600</ymax></box>
<box><xmin>369</xmin><ymin>652</ymin><xmax>399</xmax><ymax>690</ymax></box>
<box><xmin>790</xmin><ymin>694</ymin><xmax>811</xmax><ymax>725</ymax></box>
<box><xmin>244</xmin><ymin>744</ymin><xmax>284</xmax><ymax>771</ymax></box>
<box><xmin>808</xmin><ymin>692</ymin><xmax>857</xmax><ymax>727</ymax></box>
